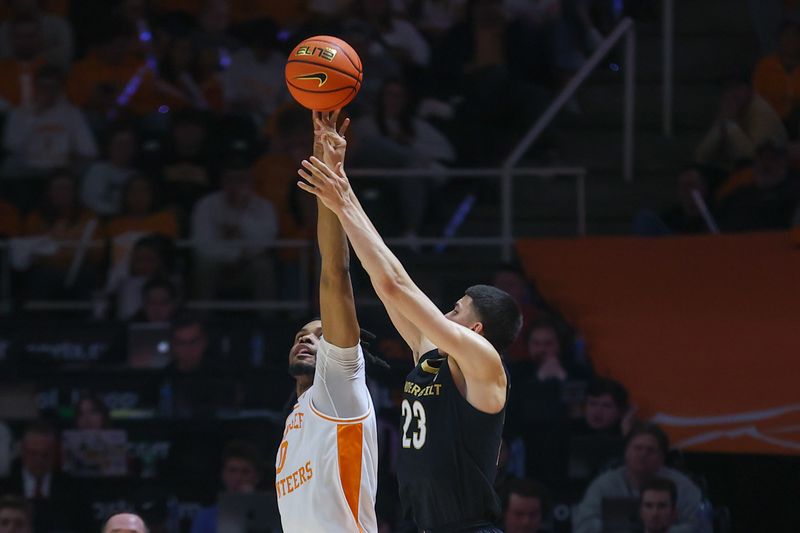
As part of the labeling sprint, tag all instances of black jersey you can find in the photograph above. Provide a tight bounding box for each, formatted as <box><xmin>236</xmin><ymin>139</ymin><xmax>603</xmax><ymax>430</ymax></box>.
<box><xmin>397</xmin><ymin>349</ymin><xmax>506</xmax><ymax>532</ymax></box>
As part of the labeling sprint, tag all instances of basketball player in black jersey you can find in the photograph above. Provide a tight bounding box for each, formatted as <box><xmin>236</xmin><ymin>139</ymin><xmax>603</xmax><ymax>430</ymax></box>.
<box><xmin>297</xmin><ymin>130</ymin><xmax>523</xmax><ymax>533</ymax></box>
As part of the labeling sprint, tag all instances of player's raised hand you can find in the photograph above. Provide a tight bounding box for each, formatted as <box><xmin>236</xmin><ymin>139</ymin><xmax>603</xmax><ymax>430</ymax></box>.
<box><xmin>297</xmin><ymin>156</ymin><xmax>352</xmax><ymax>214</ymax></box>
<box><xmin>313</xmin><ymin>110</ymin><xmax>350</xmax><ymax>167</ymax></box>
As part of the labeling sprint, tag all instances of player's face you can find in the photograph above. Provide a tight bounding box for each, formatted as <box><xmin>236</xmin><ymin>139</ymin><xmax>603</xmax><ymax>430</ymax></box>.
<box><xmin>444</xmin><ymin>296</ymin><xmax>481</xmax><ymax>331</ymax></box>
<box><xmin>625</xmin><ymin>434</ymin><xmax>664</xmax><ymax>478</ymax></box>
<box><xmin>585</xmin><ymin>394</ymin><xmax>622</xmax><ymax>430</ymax></box>
<box><xmin>221</xmin><ymin>457</ymin><xmax>261</xmax><ymax>493</ymax></box>
<box><xmin>0</xmin><ymin>508</ymin><xmax>30</xmax><ymax>533</ymax></box>
<box><xmin>640</xmin><ymin>490</ymin><xmax>676</xmax><ymax>533</ymax></box>
<box><xmin>288</xmin><ymin>320</ymin><xmax>322</xmax><ymax>376</ymax></box>
<box><xmin>504</xmin><ymin>494</ymin><xmax>542</xmax><ymax>533</ymax></box>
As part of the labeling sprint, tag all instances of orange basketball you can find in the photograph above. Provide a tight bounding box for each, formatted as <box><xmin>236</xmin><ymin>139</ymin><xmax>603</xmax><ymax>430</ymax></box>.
<box><xmin>285</xmin><ymin>35</ymin><xmax>363</xmax><ymax>112</ymax></box>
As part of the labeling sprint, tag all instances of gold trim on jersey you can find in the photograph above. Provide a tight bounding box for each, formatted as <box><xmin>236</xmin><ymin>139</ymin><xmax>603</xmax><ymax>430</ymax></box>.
<box><xmin>420</xmin><ymin>357</ymin><xmax>446</xmax><ymax>375</ymax></box>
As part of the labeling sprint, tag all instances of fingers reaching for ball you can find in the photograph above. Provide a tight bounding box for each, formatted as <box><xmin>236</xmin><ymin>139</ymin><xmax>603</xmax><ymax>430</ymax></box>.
<box><xmin>297</xmin><ymin>157</ymin><xmax>351</xmax><ymax>213</ymax></box>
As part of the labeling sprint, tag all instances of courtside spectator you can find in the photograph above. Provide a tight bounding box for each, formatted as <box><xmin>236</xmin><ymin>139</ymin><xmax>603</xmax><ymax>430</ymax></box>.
<box><xmin>74</xmin><ymin>393</ymin><xmax>111</xmax><ymax>431</ymax></box>
<box><xmin>129</xmin><ymin>277</ymin><xmax>180</xmax><ymax>323</ymax></box>
<box><xmin>0</xmin><ymin>0</ymin><xmax>72</xmax><ymax>69</ymax></box>
<box><xmin>503</xmin><ymin>478</ymin><xmax>550</xmax><ymax>533</ymax></box>
<box><xmin>572</xmin><ymin>423</ymin><xmax>704</xmax><ymax>533</ymax></box>
<box><xmin>0</xmin><ymin>421</ymin><xmax>86</xmax><ymax>532</ymax></box>
<box><xmin>580</xmin><ymin>378</ymin><xmax>633</xmax><ymax>435</ymax></box>
<box><xmin>0</xmin><ymin>494</ymin><xmax>31</xmax><ymax>533</ymax></box>
<box><xmin>80</xmin><ymin>123</ymin><xmax>138</xmax><ymax>216</ymax></box>
<box><xmin>490</xmin><ymin>265</ymin><xmax>541</xmax><ymax>361</ymax></box>
<box><xmin>633</xmin><ymin>166</ymin><xmax>716</xmax><ymax>236</ymax></box>
<box><xmin>640</xmin><ymin>478</ymin><xmax>680</xmax><ymax>533</ymax></box>
<box><xmin>191</xmin><ymin>440</ymin><xmax>264</xmax><ymax>533</ymax></box>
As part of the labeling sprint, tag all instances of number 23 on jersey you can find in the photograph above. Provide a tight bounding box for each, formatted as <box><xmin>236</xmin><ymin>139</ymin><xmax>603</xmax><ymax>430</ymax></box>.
<box><xmin>401</xmin><ymin>399</ymin><xmax>427</xmax><ymax>449</ymax></box>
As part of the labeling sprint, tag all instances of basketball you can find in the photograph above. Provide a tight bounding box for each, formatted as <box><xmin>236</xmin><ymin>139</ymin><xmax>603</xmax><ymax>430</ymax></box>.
<box><xmin>285</xmin><ymin>35</ymin><xmax>363</xmax><ymax>112</ymax></box>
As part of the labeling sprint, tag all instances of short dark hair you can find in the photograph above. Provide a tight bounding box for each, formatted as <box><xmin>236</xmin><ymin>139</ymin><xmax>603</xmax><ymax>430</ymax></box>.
<box><xmin>0</xmin><ymin>493</ymin><xmax>30</xmax><ymax>517</ymax></box>
<box><xmin>626</xmin><ymin>422</ymin><xmax>670</xmax><ymax>458</ymax></box>
<box><xmin>464</xmin><ymin>284</ymin><xmax>522</xmax><ymax>354</ymax></box>
<box><xmin>142</xmin><ymin>277</ymin><xmax>178</xmax><ymax>300</ymax></box>
<box><xmin>586</xmin><ymin>378</ymin><xmax>629</xmax><ymax>411</ymax></box>
<box><xmin>222</xmin><ymin>440</ymin><xmax>263</xmax><ymax>474</ymax></box>
<box><xmin>641</xmin><ymin>477</ymin><xmax>677</xmax><ymax>507</ymax></box>
<box><xmin>503</xmin><ymin>478</ymin><xmax>549</xmax><ymax>515</ymax></box>
<box><xmin>170</xmin><ymin>310</ymin><xmax>207</xmax><ymax>336</ymax></box>
<box><xmin>24</xmin><ymin>419</ymin><xmax>58</xmax><ymax>440</ymax></box>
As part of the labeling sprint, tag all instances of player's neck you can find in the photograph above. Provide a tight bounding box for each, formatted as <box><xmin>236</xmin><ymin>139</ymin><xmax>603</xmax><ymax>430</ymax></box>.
<box><xmin>296</xmin><ymin>376</ymin><xmax>313</xmax><ymax>397</ymax></box>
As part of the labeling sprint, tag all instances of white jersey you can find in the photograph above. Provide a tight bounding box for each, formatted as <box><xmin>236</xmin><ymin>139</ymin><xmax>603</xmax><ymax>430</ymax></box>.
<box><xmin>276</xmin><ymin>339</ymin><xmax>378</xmax><ymax>533</ymax></box>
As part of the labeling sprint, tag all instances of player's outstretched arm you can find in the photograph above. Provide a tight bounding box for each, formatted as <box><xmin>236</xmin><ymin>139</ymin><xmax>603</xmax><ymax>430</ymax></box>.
<box><xmin>314</xmin><ymin>110</ymin><xmax>359</xmax><ymax>348</ymax></box>
<box><xmin>298</xmin><ymin>157</ymin><xmax>506</xmax><ymax>413</ymax></box>
<box><xmin>309</xmin><ymin>111</ymin><xmax>372</xmax><ymax>420</ymax></box>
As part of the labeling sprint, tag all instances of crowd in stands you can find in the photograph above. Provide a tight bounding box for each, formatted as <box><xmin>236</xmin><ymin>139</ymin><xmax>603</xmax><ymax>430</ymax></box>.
<box><xmin>1</xmin><ymin>0</ymin><xmax>789</xmax><ymax>532</ymax></box>
<box><xmin>638</xmin><ymin>10</ymin><xmax>800</xmax><ymax>236</ymax></box>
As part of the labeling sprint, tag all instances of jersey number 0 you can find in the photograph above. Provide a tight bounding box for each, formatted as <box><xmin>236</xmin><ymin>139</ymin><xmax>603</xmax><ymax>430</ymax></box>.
<box><xmin>401</xmin><ymin>399</ymin><xmax>427</xmax><ymax>449</ymax></box>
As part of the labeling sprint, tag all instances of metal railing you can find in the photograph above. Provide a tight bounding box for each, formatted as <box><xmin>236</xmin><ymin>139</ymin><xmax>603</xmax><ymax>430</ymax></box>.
<box><xmin>663</xmin><ymin>0</ymin><xmax>674</xmax><ymax>138</ymax></box>
<box><xmin>0</xmin><ymin>166</ymin><xmax>586</xmax><ymax>313</ymax></box>
<box><xmin>504</xmin><ymin>17</ymin><xmax>637</xmax><ymax>182</ymax></box>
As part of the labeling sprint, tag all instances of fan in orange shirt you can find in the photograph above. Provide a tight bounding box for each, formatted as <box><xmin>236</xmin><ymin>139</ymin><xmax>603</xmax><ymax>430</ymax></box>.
<box><xmin>0</xmin><ymin>199</ymin><xmax>21</xmax><ymax>237</ymax></box>
<box><xmin>66</xmin><ymin>19</ymin><xmax>157</xmax><ymax>116</ymax></box>
<box><xmin>253</xmin><ymin>105</ymin><xmax>316</xmax><ymax>263</ymax></box>
<box><xmin>105</xmin><ymin>174</ymin><xmax>180</xmax><ymax>239</ymax></box>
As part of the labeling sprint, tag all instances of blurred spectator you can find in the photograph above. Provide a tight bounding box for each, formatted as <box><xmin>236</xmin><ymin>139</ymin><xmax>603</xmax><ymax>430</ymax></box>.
<box><xmin>0</xmin><ymin>200</ymin><xmax>21</xmax><ymax>237</ymax></box>
<box><xmin>105</xmin><ymin>175</ymin><xmax>179</xmax><ymax>239</ymax></box>
<box><xmin>129</xmin><ymin>277</ymin><xmax>180</xmax><ymax>323</ymax></box>
<box><xmin>696</xmin><ymin>70</ymin><xmax>787</xmax><ymax>172</ymax></box>
<box><xmin>0</xmin><ymin>0</ymin><xmax>73</xmax><ymax>69</ymax></box>
<box><xmin>411</xmin><ymin>0</ymin><xmax>467</xmax><ymax>37</ymax></box>
<box><xmin>190</xmin><ymin>440</ymin><xmax>263</xmax><ymax>533</ymax></box>
<box><xmin>490</xmin><ymin>265</ymin><xmax>541</xmax><ymax>361</ymax></box>
<box><xmin>21</xmin><ymin>170</ymin><xmax>100</xmax><ymax>300</ymax></box>
<box><xmin>106</xmin><ymin>233</ymin><xmax>177</xmax><ymax>320</ymax></box>
<box><xmin>74</xmin><ymin>393</ymin><xmax>111</xmax><ymax>430</ymax></box>
<box><xmin>431</xmin><ymin>0</ymin><xmax>547</xmax><ymax>163</ymax></box>
<box><xmin>153</xmin><ymin>110</ymin><xmax>217</xmax><ymax>220</ymax></box>
<box><xmin>0</xmin><ymin>14</ymin><xmax>45</xmax><ymax>108</ymax></box>
<box><xmin>717</xmin><ymin>141</ymin><xmax>800</xmax><ymax>231</ymax></box>
<box><xmin>502</xmin><ymin>478</ymin><xmax>550</xmax><ymax>533</ymax></box>
<box><xmin>640</xmin><ymin>477</ymin><xmax>679</xmax><ymax>533</ymax></box>
<box><xmin>572</xmin><ymin>423</ymin><xmax>704</xmax><ymax>533</ymax></box>
<box><xmin>633</xmin><ymin>166</ymin><xmax>715</xmax><ymax>236</ymax></box>
<box><xmin>192</xmin><ymin>0</ymin><xmax>240</xmax><ymax>56</ymax></box>
<box><xmin>221</xmin><ymin>18</ymin><xmax>286</xmax><ymax>123</ymax></box>
<box><xmin>339</xmin><ymin>18</ymin><xmax>403</xmax><ymax>111</ymax></box>
<box><xmin>353</xmin><ymin>0</ymin><xmax>431</xmax><ymax>68</ymax></box>
<box><xmin>80</xmin><ymin>123</ymin><xmax>138</xmax><ymax>216</ymax></box>
<box><xmin>0</xmin><ymin>420</ymin><xmax>85</xmax><ymax>532</ymax></box>
<box><xmin>753</xmin><ymin>21</ymin><xmax>800</xmax><ymax>130</ymax></box>
<box><xmin>252</xmin><ymin>105</ymin><xmax>315</xmax><ymax>297</ymax></box>
<box><xmin>580</xmin><ymin>378</ymin><xmax>633</xmax><ymax>436</ymax></box>
<box><xmin>101</xmin><ymin>512</ymin><xmax>148</xmax><ymax>533</ymax></box>
<box><xmin>353</xmin><ymin>77</ymin><xmax>455</xmax><ymax>238</ymax></box>
<box><xmin>0</xmin><ymin>494</ymin><xmax>31</xmax><ymax>533</ymax></box>
<box><xmin>191</xmin><ymin>159</ymin><xmax>278</xmax><ymax>302</ymax></box>
<box><xmin>66</xmin><ymin>18</ymin><xmax>155</xmax><ymax>117</ymax></box>
<box><xmin>156</xmin><ymin>32</ymin><xmax>223</xmax><ymax>112</ymax></box>
<box><xmin>168</xmin><ymin>310</ymin><xmax>212</xmax><ymax>374</ymax></box>
<box><xmin>2</xmin><ymin>65</ymin><xmax>98</xmax><ymax>176</ymax></box>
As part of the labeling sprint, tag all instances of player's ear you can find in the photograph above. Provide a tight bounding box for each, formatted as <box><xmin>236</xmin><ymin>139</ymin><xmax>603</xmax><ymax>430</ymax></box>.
<box><xmin>470</xmin><ymin>322</ymin><xmax>484</xmax><ymax>336</ymax></box>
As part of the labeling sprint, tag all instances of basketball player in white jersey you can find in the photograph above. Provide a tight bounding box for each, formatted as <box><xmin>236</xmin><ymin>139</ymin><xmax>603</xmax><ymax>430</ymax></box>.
<box><xmin>275</xmin><ymin>110</ymin><xmax>378</xmax><ymax>533</ymax></box>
